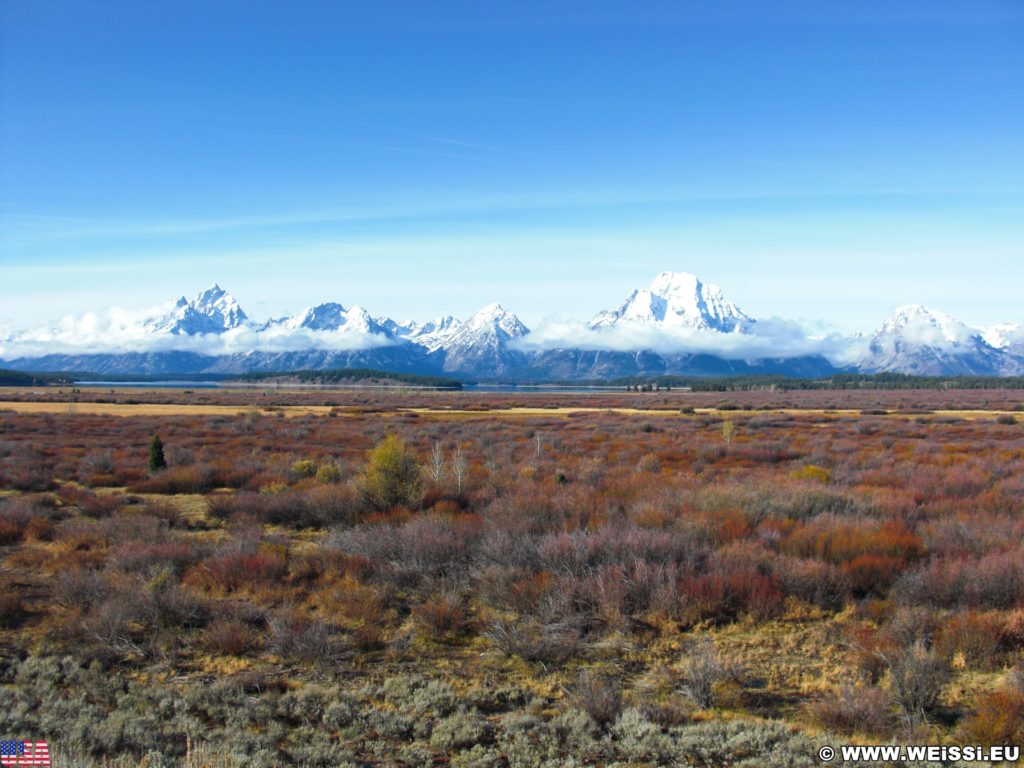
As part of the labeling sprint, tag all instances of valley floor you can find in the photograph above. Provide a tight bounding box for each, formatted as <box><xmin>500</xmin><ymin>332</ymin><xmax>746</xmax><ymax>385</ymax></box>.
<box><xmin>0</xmin><ymin>387</ymin><xmax>1022</xmax><ymax>766</ymax></box>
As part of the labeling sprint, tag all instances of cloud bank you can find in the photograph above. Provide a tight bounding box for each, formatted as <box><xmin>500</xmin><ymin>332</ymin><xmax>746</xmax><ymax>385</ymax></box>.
<box><xmin>513</xmin><ymin>316</ymin><xmax>866</xmax><ymax>365</ymax></box>
<box><xmin>0</xmin><ymin>305</ymin><xmax>870</xmax><ymax>365</ymax></box>
<box><xmin>0</xmin><ymin>307</ymin><xmax>397</xmax><ymax>359</ymax></box>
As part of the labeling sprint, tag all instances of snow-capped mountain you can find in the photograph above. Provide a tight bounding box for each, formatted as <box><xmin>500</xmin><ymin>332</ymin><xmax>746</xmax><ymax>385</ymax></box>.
<box><xmin>401</xmin><ymin>316</ymin><xmax>463</xmax><ymax>352</ymax></box>
<box><xmin>591</xmin><ymin>271</ymin><xmax>752</xmax><ymax>332</ymax></box>
<box><xmin>859</xmin><ymin>305</ymin><xmax>1014</xmax><ymax>376</ymax></box>
<box><xmin>435</xmin><ymin>304</ymin><xmax>529</xmax><ymax>376</ymax></box>
<box><xmin>3</xmin><ymin>274</ymin><xmax>1022</xmax><ymax>380</ymax></box>
<box><xmin>145</xmin><ymin>284</ymin><xmax>248</xmax><ymax>336</ymax></box>
<box><xmin>267</xmin><ymin>303</ymin><xmax>394</xmax><ymax>338</ymax></box>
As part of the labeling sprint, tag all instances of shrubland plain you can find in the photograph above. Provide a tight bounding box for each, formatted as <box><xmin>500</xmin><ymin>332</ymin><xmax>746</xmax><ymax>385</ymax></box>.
<box><xmin>1</xmin><ymin>386</ymin><xmax>1023</xmax><ymax>767</ymax></box>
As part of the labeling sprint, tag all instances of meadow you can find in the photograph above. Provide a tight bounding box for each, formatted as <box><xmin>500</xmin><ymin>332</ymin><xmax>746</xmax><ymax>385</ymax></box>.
<box><xmin>0</xmin><ymin>386</ymin><xmax>1022</xmax><ymax>766</ymax></box>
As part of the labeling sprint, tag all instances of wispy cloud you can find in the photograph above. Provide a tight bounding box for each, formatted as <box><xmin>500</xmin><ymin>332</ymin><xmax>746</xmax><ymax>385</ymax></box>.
<box><xmin>5</xmin><ymin>185</ymin><xmax>1019</xmax><ymax>248</ymax></box>
<box><xmin>414</xmin><ymin>134</ymin><xmax>535</xmax><ymax>158</ymax></box>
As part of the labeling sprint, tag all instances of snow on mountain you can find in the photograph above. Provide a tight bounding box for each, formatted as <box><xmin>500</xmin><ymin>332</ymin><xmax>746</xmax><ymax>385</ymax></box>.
<box><xmin>463</xmin><ymin>303</ymin><xmax>529</xmax><ymax>338</ymax></box>
<box><xmin>859</xmin><ymin>305</ymin><xmax>1012</xmax><ymax>375</ymax></box>
<box><xmin>590</xmin><ymin>271</ymin><xmax>752</xmax><ymax>332</ymax></box>
<box><xmin>436</xmin><ymin>304</ymin><xmax>529</xmax><ymax>375</ymax></box>
<box><xmin>5</xmin><ymin>278</ymin><xmax>1024</xmax><ymax>380</ymax></box>
<box><xmin>271</xmin><ymin>303</ymin><xmax>394</xmax><ymax>337</ymax></box>
<box><xmin>145</xmin><ymin>284</ymin><xmax>248</xmax><ymax>335</ymax></box>
<box><xmin>402</xmin><ymin>316</ymin><xmax>463</xmax><ymax>352</ymax></box>
<box><xmin>376</xmin><ymin>317</ymin><xmax>418</xmax><ymax>337</ymax></box>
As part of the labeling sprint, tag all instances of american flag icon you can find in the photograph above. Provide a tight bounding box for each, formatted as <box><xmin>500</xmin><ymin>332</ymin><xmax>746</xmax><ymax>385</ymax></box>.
<box><xmin>0</xmin><ymin>741</ymin><xmax>50</xmax><ymax>767</ymax></box>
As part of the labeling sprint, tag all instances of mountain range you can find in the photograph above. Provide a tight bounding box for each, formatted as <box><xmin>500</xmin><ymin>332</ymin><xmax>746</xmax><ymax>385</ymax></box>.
<box><xmin>2</xmin><ymin>273</ymin><xmax>1022</xmax><ymax>380</ymax></box>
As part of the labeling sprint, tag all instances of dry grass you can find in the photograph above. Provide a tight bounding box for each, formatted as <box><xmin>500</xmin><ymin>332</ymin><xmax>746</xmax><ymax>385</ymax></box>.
<box><xmin>0</xmin><ymin>401</ymin><xmax>342</xmax><ymax>417</ymax></box>
<box><xmin>3</xmin><ymin>398</ymin><xmax>1019</xmax><ymax>421</ymax></box>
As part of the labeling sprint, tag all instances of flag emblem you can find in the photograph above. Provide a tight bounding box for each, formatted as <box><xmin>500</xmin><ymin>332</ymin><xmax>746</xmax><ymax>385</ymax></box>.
<box><xmin>0</xmin><ymin>740</ymin><xmax>50</xmax><ymax>766</ymax></box>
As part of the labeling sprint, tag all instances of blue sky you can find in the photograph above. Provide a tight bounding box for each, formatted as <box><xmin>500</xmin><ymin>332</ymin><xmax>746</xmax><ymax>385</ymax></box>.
<box><xmin>1</xmin><ymin>0</ymin><xmax>1022</xmax><ymax>333</ymax></box>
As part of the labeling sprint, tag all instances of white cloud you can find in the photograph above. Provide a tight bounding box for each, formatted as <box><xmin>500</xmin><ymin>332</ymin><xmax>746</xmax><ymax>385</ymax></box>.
<box><xmin>984</xmin><ymin>322</ymin><xmax>1024</xmax><ymax>351</ymax></box>
<box><xmin>1</xmin><ymin>302</ymin><xmax>869</xmax><ymax>365</ymax></box>
<box><xmin>513</xmin><ymin>316</ymin><xmax>866</xmax><ymax>365</ymax></box>
<box><xmin>0</xmin><ymin>308</ymin><xmax>396</xmax><ymax>359</ymax></box>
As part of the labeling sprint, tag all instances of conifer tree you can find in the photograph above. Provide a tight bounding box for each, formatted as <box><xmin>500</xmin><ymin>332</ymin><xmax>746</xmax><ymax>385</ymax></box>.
<box><xmin>149</xmin><ymin>434</ymin><xmax>167</xmax><ymax>473</ymax></box>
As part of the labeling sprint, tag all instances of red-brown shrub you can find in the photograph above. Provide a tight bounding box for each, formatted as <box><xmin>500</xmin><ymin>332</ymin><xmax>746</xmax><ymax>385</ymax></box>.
<box><xmin>130</xmin><ymin>465</ymin><xmax>217</xmax><ymax>494</ymax></box>
<box><xmin>412</xmin><ymin>593</ymin><xmax>476</xmax><ymax>641</ymax></box>
<box><xmin>958</xmin><ymin>689</ymin><xmax>1024</xmax><ymax>744</ymax></box>
<box><xmin>186</xmin><ymin>550</ymin><xmax>288</xmax><ymax>594</ymax></box>
<box><xmin>267</xmin><ymin>608</ymin><xmax>341</xmax><ymax>663</ymax></box>
<box><xmin>935</xmin><ymin>611</ymin><xmax>1005</xmax><ymax>669</ymax></box>
<box><xmin>782</xmin><ymin>517</ymin><xmax>922</xmax><ymax>565</ymax></box>
<box><xmin>0</xmin><ymin>516</ymin><xmax>22</xmax><ymax>545</ymax></box>
<box><xmin>773</xmin><ymin>556</ymin><xmax>849</xmax><ymax>610</ymax></box>
<box><xmin>107</xmin><ymin>539</ymin><xmax>204</xmax><ymax>576</ymax></box>
<box><xmin>78</xmin><ymin>492</ymin><xmax>128</xmax><ymax>518</ymax></box>
<box><xmin>842</xmin><ymin>554</ymin><xmax>905</xmax><ymax>597</ymax></box>
<box><xmin>897</xmin><ymin>550</ymin><xmax>1024</xmax><ymax>609</ymax></box>
<box><xmin>204</xmin><ymin>618</ymin><xmax>259</xmax><ymax>656</ymax></box>
<box><xmin>806</xmin><ymin>684</ymin><xmax>893</xmax><ymax>735</ymax></box>
<box><xmin>678</xmin><ymin>568</ymin><xmax>783</xmax><ymax>625</ymax></box>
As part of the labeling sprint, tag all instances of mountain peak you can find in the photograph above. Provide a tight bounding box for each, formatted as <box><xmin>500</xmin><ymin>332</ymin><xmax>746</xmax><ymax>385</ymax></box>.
<box><xmin>859</xmin><ymin>304</ymin><xmax>1013</xmax><ymax>375</ymax></box>
<box><xmin>472</xmin><ymin>302</ymin><xmax>507</xmax><ymax>319</ymax></box>
<box><xmin>649</xmin><ymin>271</ymin><xmax>700</xmax><ymax>297</ymax></box>
<box><xmin>465</xmin><ymin>303</ymin><xmax>528</xmax><ymax>337</ymax></box>
<box><xmin>434</xmin><ymin>303</ymin><xmax>528</xmax><ymax>375</ymax></box>
<box><xmin>591</xmin><ymin>270</ymin><xmax>751</xmax><ymax>332</ymax></box>
<box><xmin>273</xmin><ymin>301</ymin><xmax>395</xmax><ymax>337</ymax></box>
<box><xmin>398</xmin><ymin>315</ymin><xmax>462</xmax><ymax>352</ymax></box>
<box><xmin>146</xmin><ymin>284</ymin><xmax>247</xmax><ymax>335</ymax></box>
<box><xmin>288</xmin><ymin>302</ymin><xmax>347</xmax><ymax>331</ymax></box>
<box><xmin>878</xmin><ymin>304</ymin><xmax>970</xmax><ymax>345</ymax></box>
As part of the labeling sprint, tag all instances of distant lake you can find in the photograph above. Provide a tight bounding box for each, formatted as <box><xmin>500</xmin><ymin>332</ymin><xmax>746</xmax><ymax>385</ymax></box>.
<box><xmin>72</xmin><ymin>380</ymin><xmax>628</xmax><ymax>394</ymax></box>
<box><xmin>73</xmin><ymin>380</ymin><xmax>222</xmax><ymax>389</ymax></box>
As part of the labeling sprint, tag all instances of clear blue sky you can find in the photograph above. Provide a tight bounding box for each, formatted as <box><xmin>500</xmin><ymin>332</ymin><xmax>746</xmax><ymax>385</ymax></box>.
<box><xmin>1</xmin><ymin>0</ymin><xmax>1022</xmax><ymax>332</ymax></box>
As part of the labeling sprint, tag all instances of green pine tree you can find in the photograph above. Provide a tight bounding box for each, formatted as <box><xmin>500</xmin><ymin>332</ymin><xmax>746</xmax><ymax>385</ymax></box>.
<box><xmin>149</xmin><ymin>434</ymin><xmax>167</xmax><ymax>473</ymax></box>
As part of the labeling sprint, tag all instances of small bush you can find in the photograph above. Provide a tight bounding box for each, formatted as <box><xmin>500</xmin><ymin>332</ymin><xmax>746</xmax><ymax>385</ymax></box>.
<box><xmin>186</xmin><ymin>550</ymin><xmax>288</xmax><ymax>594</ymax></box>
<box><xmin>267</xmin><ymin>609</ymin><xmax>341</xmax><ymax>663</ymax></box>
<box><xmin>959</xmin><ymin>688</ymin><xmax>1024</xmax><ymax>744</ymax></box>
<box><xmin>204</xmin><ymin>618</ymin><xmax>259</xmax><ymax>656</ymax></box>
<box><xmin>431</xmin><ymin>711</ymin><xmax>492</xmax><ymax>751</ymax></box>
<box><xmin>291</xmin><ymin>459</ymin><xmax>318</xmax><ymax>478</ymax></box>
<box><xmin>486</xmin><ymin>618</ymin><xmax>585</xmax><ymax>666</ymax></box>
<box><xmin>315</xmin><ymin>463</ymin><xmax>344</xmax><ymax>484</ymax></box>
<box><xmin>676</xmin><ymin>637</ymin><xmax>735</xmax><ymax>709</ymax></box>
<box><xmin>611</xmin><ymin>709</ymin><xmax>674</xmax><ymax>763</ymax></box>
<box><xmin>884</xmin><ymin>641</ymin><xmax>952</xmax><ymax>727</ymax></box>
<box><xmin>935</xmin><ymin>611</ymin><xmax>1005</xmax><ymax>669</ymax></box>
<box><xmin>78</xmin><ymin>492</ymin><xmax>128</xmax><ymax>518</ymax></box>
<box><xmin>0</xmin><ymin>592</ymin><xmax>27</xmax><ymax>628</ymax></box>
<box><xmin>806</xmin><ymin>684</ymin><xmax>892</xmax><ymax>735</ymax></box>
<box><xmin>774</xmin><ymin>556</ymin><xmax>849</xmax><ymax>611</ymax></box>
<box><xmin>571</xmin><ymin>670</ymin><xmax>623</xmax><ymax>727</ymax></box>
<box><xmin>413</xmin><ymin>594</ymin><xmax>477</xmax><ymax>642</ymax></box>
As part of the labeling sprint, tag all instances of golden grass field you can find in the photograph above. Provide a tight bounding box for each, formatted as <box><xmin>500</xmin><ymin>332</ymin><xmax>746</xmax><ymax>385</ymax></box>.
<box><xmin>2</xmin><ymin>399</ymin><xmax>1020</xmax><ymax>421</ymax></box>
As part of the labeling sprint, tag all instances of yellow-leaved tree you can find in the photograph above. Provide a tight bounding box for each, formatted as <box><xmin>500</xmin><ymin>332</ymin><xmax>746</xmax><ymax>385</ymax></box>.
<box><xmin>360</xmin><ymin>434</ymin><xmax>423</xmax><ymax>513</ymax></box>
